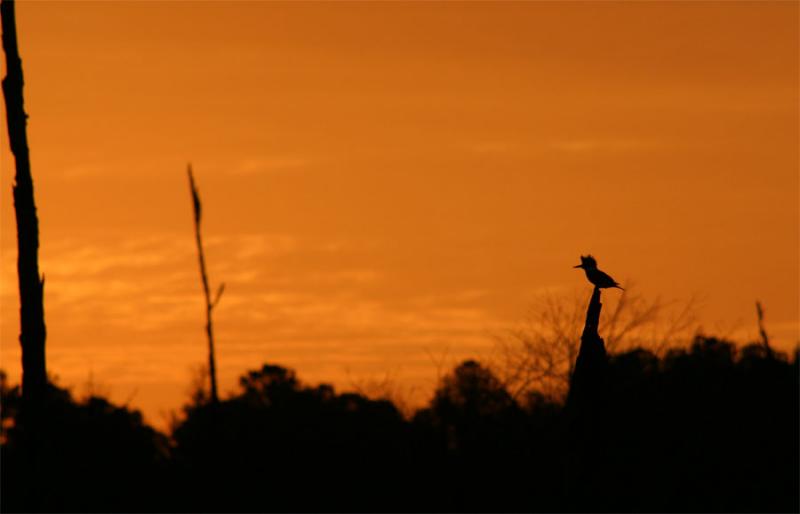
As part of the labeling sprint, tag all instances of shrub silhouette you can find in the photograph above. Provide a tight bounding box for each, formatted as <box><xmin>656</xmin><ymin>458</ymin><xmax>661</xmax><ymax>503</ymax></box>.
<box><xmin>1</xmin><ymin>378</ymin><xmax>169</xmax><ymax>513</ymax></box>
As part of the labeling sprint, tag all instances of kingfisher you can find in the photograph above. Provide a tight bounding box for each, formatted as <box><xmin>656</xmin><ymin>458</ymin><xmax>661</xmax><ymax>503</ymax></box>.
<box><xmin>574</xmin><ymin>255</ymin><xmax>624</xmax><ymax>290</ymax></box>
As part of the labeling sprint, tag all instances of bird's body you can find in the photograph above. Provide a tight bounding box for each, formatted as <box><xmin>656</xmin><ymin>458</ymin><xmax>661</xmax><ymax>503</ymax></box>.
<box><xmin>574</xmin><ymin>255</ymin><xmax>623</xmax><ymax>290</ymax></box>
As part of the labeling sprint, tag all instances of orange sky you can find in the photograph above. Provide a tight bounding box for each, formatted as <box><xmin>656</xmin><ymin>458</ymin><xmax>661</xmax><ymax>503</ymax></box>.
<box><xmin>1</xmin><ymin>1</ymin><xmax>798</xmax><ymax>428</ymax></box>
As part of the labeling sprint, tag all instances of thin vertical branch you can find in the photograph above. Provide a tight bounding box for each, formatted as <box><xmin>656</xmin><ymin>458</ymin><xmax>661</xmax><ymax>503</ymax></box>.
<box><xmin>188</xmin><ymin>165</ymin><xmax>222</xmax><ymax>404</ymax></box>
<box><xmin>2</xmin><ymin>0</ymin><xmax>47</xmax><ymax>410</ymax></box>
<box><xmin>755</xmin><ymin>301</ymin><xmax>772</xmax><ymax>357</ymax></box>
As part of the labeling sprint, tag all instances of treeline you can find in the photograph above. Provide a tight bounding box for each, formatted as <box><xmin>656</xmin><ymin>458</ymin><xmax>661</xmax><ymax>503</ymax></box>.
<box><xmin>1</xmin><ymin>335</ymin><xmax>798</xmax><ymax>513</ymax></box>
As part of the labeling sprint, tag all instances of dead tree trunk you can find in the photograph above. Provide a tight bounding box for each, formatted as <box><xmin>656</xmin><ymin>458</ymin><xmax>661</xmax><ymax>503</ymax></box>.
<box><xmin>188</xmin><ymin>165</ymin><xmax>223</xmax><ymax>404</ymax></box>
<box><xmin>565</xmin><ymin>286</ymin><xmax>609</xmax><ymax>510</ymax></box>
<box><xmin>2</xmin><ymin>3</ymin><xmax>48</xmax><ymax>508</ymax></box>
<box><xmin>1</xmin><ymin>0</ymin><xmax>47</xmax><ymax>411</ymax></box>
<box><xmin>567</xmin><ymin>286</ymin><xmax>607</xmax><ymax>409</ymax></box>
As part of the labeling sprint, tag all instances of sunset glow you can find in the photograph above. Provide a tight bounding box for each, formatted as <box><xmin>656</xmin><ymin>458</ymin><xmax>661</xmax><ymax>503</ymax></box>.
<box><xmin>1</xmin><ymin>1</ymin><xmax>797</xmax><ymax>428</ymax></box>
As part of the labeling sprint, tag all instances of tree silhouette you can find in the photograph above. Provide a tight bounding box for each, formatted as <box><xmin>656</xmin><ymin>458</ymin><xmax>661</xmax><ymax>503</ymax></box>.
<box><xmin>1</xmin><ymin>336</ymin><xmax>797</xmax><ymax>512</ymax></box>
<box><xmin>171</xmin><ymin>363</ymin><xmax>411</xmax><ymax>512</ymax></box>
<box><xmin>1</xmin><ymin>377</ymin><xmax>169</xmax><ymax>512</ymax></box>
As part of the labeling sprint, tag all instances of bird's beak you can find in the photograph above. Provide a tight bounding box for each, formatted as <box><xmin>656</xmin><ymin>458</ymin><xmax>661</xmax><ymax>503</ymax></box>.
<box><xmin>573</xmin><ymin>264</ymin><xmax>583</xmax><ymax>269</ymax></box>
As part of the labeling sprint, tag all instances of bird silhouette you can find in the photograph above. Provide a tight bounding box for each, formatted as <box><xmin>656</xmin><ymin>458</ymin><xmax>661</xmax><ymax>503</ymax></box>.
<box><xmin>574</xmin><ymin>255</ymin><xmax>624</xmax><ymax>290</ymax></box>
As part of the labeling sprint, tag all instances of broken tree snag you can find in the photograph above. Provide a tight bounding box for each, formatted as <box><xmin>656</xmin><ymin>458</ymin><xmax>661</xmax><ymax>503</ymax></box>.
<box><xmin>567</xmin><ymin>286</ymin><xmax>607</xmax><ymax>410</ymax></box>
<box><xmin>564</xmin><ymin>286</ymin><xmax>610</xmax><ymax>510</ymax></box>
<box><xmin>2</xmin><ymin>0</ymin><xmax>47</xmax><ymax>409</ymax></box>
<box><xmin>188</xmin><ymin>165</ymin><xmax>222</xmax><ymax>404</ymax></box>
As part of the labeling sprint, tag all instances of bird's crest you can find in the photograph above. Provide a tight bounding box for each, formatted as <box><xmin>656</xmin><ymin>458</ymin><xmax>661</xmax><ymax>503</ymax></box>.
<box><xmin>580</xmin><ymin>254</ymin><xmax>597</xmax><ymax>268</ymax></box>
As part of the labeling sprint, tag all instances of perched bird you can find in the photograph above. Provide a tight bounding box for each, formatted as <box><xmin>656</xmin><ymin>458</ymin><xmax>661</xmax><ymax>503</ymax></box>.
<box><xmin>574</xmin><ymin>255</ymin><xmax>624</xmax><ymax>290</ymax></box>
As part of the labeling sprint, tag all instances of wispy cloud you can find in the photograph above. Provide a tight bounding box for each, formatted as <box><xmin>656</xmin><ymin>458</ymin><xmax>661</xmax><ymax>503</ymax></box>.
<box><xmin>1</xmin><ymin>230</ymin><xmax>510</xmax><ymax>429</ymax></box>
<box><xmin>230</xmin><ymin>156</ymin><xmax>310</xmax><ymax>176</ymax></box>
<box><xmin>549</xmin><ymin>138</ymin><xmax>653</xmax><ymax>153</ymax></box>
<box><xmin>465</xmin><ymin>138</ymin><xmax>658</xmax><ymax>156</ymax></box>
<box><xmin>61</xmin><ymin>163</ymin><xmax>108</xmax><ymax>179</ymax></box>
<box><xmin>224</xmin><ymin>234</ymin><xmax>298</xmax><ymax>260</ymax></box>
<box><xmin>469</xmin><ymin>141</ymin><xmax>517</xmax><ymax>154</ymax></box>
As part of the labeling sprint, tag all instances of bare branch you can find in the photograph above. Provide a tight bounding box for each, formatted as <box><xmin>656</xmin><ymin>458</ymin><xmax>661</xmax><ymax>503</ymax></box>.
<box><xmin>188</xmin><ymin>165</ymin><xmax>219</xmax><ymax>404</ymax></box>
<box><xmin>756</xmin><ymin>300</ymin><xmax>772</xmax><ymax>356</ymax></box>
<box><xmin>212</xmin><ymin>283</ymin><xmax>225</xmax><ymax>310</ymax></box>
<box><xmin>493</xmin><ymin>285</ymin><xmax>700</xmax><ymax>403</ymax></box>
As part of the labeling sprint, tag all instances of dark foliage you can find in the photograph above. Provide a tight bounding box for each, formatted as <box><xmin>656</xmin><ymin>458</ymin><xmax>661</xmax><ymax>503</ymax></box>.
<box><xmin>1</xmin><ymin>336</ymin><xmax>797</xmax><ymax>512</ymax></box>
